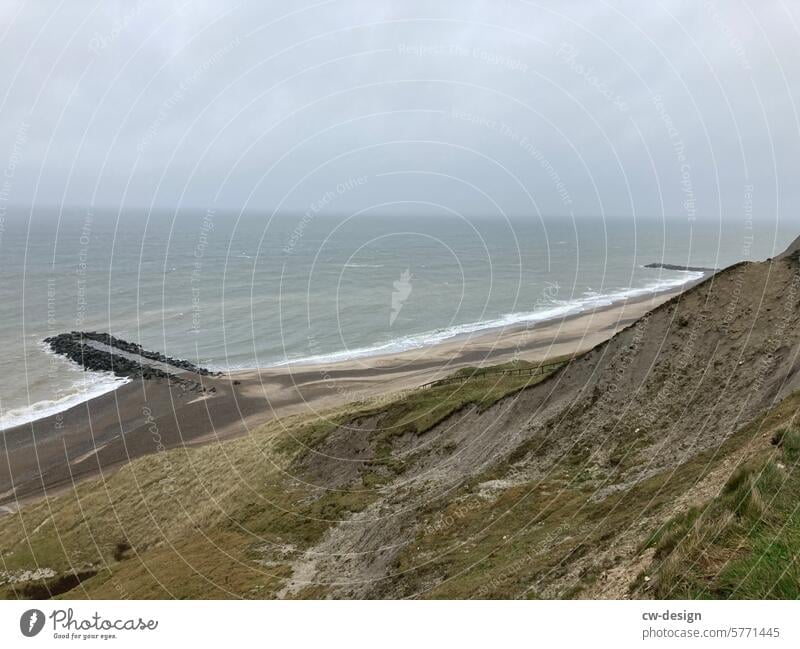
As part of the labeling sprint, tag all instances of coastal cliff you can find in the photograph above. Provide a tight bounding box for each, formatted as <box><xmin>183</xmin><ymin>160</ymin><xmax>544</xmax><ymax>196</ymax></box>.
<box><xmin>2</xmin><ymin>248</ymin><xmax>800</xmax><ymax>599</ymax></box>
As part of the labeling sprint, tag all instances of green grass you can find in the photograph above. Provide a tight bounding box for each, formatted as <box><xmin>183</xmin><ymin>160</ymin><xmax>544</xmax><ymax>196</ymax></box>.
<box><xmin>356</xmin><ymin>359</ymin><xmax>568</xmax><ymax>459</ymax></box>
<box><xmin>643</xmin><ymin>507</ymin><xmax>701</xmax><ymax>559</ymax></box>
<box><xmin>386</xmin><ymin>393</ymin><xmax>800</xmax><ymax>599</ymax></box>
<box><xmin>0</xmin><ymin>357</ymin><xmax>566</xmax><ymax>600</ymax></box>
<box><xmin>382</xmin><ymin>371</ymin><xmax>546</xmax><ymax>432</ymax></box>
<box><xmin>7</xmin><ymin>350</ymin><xmax>800</xmax><ymax>601</ymax></box>
<box><xmin>275</xmin><ymin>358</ymin><xmax>569</xmax><ymax>465</ymax></box>
<box><xmin>449</xmin><ymin>358</ymin><xmax>539</xmax><ymax>378</ymax></box>
<box><xmin>448</xmin><ymin>356</ymin><xmax>571</xmax><ymax>381</ymax></box>
<box><xmin>642</xmin><ymin>427</ymin><xmax>800</xmax><ymax>599</ymax></box>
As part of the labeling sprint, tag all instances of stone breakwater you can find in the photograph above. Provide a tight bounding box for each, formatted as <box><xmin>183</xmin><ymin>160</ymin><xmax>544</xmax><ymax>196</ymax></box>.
<box><xmin>44</xmin><ymin>331</ymin><xmax>221</xmax><ymax>392</ymax></box>
<box><xmin>645</xmin><ymin>262</ymin><xmax>718</xmax><ymax>272</ymax></box>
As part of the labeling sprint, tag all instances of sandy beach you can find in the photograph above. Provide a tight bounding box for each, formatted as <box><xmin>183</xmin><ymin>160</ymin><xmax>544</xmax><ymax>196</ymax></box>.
<box><xmin>0</xmin><ymin>278</ymin><xmax>699</xmax><ymax>512</ymax></box>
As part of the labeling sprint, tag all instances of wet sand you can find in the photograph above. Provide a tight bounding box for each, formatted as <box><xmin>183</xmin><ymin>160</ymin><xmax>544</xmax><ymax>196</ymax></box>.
<box><xmin>0</xmin><ymin>278</ymin><xmax>700</xmax><ymax>512</ymax></box>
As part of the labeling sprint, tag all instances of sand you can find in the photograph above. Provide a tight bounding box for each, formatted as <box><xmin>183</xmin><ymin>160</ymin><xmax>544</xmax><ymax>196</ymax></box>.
<box><xmin>0</xmin><ymin>279</ymin><xmax>698</xmax><ymax>510</ymax></box>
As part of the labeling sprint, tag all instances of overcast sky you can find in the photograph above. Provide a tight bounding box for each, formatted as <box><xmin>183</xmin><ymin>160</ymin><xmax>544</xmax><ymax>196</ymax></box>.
<box><xmin>0</xmin><ymin>0</ymin><xmax>798</xmax><ymax>225</ymax></box>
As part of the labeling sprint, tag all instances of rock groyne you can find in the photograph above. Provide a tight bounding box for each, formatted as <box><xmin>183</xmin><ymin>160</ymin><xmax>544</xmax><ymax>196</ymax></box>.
<box><xmin>644</xmin><ymin>262</ymin><xmax>718</xmax><ymax>272</ymax></box>
<box><xmin>44</xmin><ymin>331</ymin><xmax>220</xmax><ymax>391</ymax></box>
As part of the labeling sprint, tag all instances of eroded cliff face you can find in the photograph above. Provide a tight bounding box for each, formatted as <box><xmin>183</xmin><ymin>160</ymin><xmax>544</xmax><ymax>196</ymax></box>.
<box><xmin>271</xmin><ymin>254</ymin><xmax>800</xmax><ymax>597</ymax></box>
<box><xmin>3</xmin><ymin>254</ymin><xmax>800</xmax><ymax>600</ymax></box>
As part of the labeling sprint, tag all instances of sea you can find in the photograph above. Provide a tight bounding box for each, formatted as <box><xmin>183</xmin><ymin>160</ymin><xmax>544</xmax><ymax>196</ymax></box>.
<box><xmin>0</xmin><ymin>207</ymin><xmax>795</xmax><ymax>429</ymax></box>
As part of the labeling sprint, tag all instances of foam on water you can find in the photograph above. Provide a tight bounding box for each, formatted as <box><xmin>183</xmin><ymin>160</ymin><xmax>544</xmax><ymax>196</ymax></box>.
<box><xmin>6</xmin><ymin>209</ymin><xmax>777</xmax><ymax>428</ymax></box>
<box><xmin>2</xmin><ymin>271</ymin><xmax>697</xmax><ymax>427</ymax></box>
<box><xmin>258</xmin><ymin>270</ymin><xmax>705</xmax><ymax>369</ymax></box>
<box><xmin>0</xmin><ymin>371</ymin><xmax>130</xmax><ymax>431</ymax></box>
<box><xmin>0</xmin><ymin>344</ymin><xmax>131</xmax><ymax>430</ymax></box>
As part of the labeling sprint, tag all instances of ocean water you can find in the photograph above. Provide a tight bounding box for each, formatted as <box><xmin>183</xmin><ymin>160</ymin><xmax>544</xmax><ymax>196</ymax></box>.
<box><xmin>0</xmin><ymin>207</ymin><xmax>795</xmax><ymax>429</ymax></box>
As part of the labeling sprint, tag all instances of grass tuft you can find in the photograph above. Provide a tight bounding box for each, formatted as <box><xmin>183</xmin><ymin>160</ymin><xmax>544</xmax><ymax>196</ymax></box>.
<box><xmin>642</xmin><ymin>429</ymin><xmax>800</xmax><ymax>599</ymax></box>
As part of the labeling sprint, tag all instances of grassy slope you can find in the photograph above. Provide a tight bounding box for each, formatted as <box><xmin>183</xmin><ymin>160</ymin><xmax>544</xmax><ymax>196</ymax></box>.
<box><xmin>375</xmin><ymin>388</ymin><xmax>800</xmax><ymax>599</ymax></box>
<box><xmin>3</xmin><ymin>353</ymin><xmax>800</xmax><ymax>600</ymax></box>
<box><xmin>638</xmin><ymin>426</ymin><xmax>800</xmax><ymax>599</ymax></box>
<box><xmin>0</xmin><ymin>362</ymin><xmax>556</xmax><ymax>599</ymax></box>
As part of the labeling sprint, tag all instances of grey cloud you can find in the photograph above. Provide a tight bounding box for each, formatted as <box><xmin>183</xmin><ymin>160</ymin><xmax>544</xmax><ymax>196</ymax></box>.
<box><xmin>0</xmin><ymin>0</ymin><xmax>797</xmax><ymax>227</ymax></box>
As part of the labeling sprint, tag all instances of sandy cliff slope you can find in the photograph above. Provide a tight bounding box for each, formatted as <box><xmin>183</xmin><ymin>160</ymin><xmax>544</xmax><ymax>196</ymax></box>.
<box><xmin>2</xmin><ymin>249</ymin><xmax>800</xmax><ymax>599</ymax></box>
<box><xmin>271</xmin><ymin>252</ymin><xmax>800</xmax><ymax>597</ymax></box>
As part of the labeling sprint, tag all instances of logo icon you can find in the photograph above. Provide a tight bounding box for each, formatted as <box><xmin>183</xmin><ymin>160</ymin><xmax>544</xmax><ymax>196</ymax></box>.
<box><xmin>20</xmin><ymin>609</ymin><xmax>45</xmax><ymax>637</ymax></box>
<box><xmin>390</xmin><ymin>269</ymin><xmax>413</xmax><ymax>327</ymax></box>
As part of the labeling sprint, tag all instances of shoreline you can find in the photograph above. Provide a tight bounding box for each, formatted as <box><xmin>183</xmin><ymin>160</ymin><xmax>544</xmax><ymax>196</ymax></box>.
<box><xmin>1</xmin><ymin>271</ymin><xmax>707</xmax><ymax>433</ymax></box>
<box><xmin>0</xmin><ymin>272</ymin><xmax>706</xmax><ymax>433</ymax></box>
<box><xmin>238</xmin><ymin>270</ymin><xmax>707</xmax><ymax>372</ymax></box>
<box><xmin>243</xmin><ymin>271</ymin><xmax>705</xmax><ymax>380</ymax></box>
<box><xmin>0</xmin><ymin>271</ymin><xmax>708</xmax><ymax>510</ymax></box>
